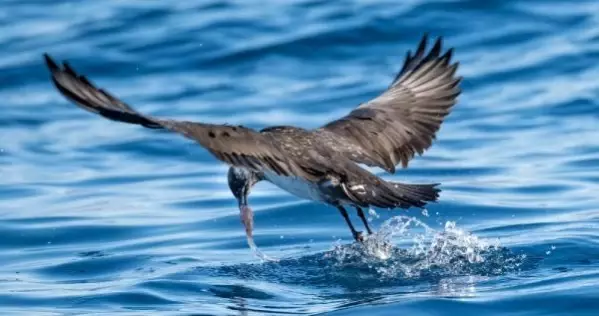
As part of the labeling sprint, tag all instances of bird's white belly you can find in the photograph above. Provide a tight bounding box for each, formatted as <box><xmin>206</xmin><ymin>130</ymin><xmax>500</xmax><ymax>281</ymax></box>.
<box><xmin>263</xmin><ymin>171</ymin><xmax>325</xmax><ymax>202</ymax></box>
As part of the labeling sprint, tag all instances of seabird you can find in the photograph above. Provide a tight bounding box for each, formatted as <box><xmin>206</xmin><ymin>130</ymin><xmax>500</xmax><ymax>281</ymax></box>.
<box><xmin>43</xmin><ymin>34</ymin><xmax>461</xmax><ymax>254</ymax></box>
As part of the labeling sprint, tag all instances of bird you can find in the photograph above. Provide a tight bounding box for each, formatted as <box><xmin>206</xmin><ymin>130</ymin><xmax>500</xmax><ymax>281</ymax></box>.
<box><xmin>43</xmin><ymin>34</ymin><xmax>461</xmax><ymax>251</ymax></box>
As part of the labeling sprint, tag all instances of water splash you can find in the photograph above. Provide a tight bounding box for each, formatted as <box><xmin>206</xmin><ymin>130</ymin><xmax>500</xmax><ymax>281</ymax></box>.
<box><xmin>212</xmin><ymin>216</ymin><xmax>529</xmax><ymax>295</ymax></box>
<box><xmin>231</xmin><ymin>215</ymin><xmax>527</xmax><ymax>285</ymax></box>
<box><xmin>325</xmin><ymin>216</ymin><xmax>525</xmax><ymax>279</ymax></box>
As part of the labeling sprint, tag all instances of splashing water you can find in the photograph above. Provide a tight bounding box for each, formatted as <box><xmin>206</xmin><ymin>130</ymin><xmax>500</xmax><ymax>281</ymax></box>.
<box><xmin>212</xmin><ymin>215</ymin><xmax>529</xmax><ymax>297</ymax></box>
<box><xmin>368</xmin><ymin>208</ymin><xmax>380</xmax><ymax>220</ymax></box>
<box><xmin>325</xmin><ymin>216</ymin><xmax>525</xmax><ymax>279</ymax></box>
<box><xmin>242</xmin><ymin>210</ymin><xmax>525</xmax><ymax>280</ymax></box>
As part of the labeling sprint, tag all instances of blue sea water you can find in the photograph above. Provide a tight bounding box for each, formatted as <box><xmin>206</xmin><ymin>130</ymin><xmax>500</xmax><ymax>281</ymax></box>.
<box><xmin>1</xmin><ymin>0</ymin><xmax>599</xmax><ymax>315</ymax></box>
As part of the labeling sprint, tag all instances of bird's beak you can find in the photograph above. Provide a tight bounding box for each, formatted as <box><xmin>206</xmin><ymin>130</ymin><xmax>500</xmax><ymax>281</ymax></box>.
<box><xmin>238</xmin><ymin>191</ymin><xmax>249</xmax><ymax>209</ymax></box>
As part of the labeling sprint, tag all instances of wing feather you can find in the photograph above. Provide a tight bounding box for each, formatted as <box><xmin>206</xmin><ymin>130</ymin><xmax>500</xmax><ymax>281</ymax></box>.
<box><xmin>43</xmin><ymin>54</ymin><xmax>303</xmax><ymax>178</ymax></box>
<box><xmin>319</xmin><ymin>34</ymin><xmax>461</xmax><ymax>173</ymax></box>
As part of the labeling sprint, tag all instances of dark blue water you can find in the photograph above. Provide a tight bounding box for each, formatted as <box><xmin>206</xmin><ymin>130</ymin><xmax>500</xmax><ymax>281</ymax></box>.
<box><xmin>1</xmin><ymin>1</ymin><xmax>599</xmax><ymax>315</ymax></box>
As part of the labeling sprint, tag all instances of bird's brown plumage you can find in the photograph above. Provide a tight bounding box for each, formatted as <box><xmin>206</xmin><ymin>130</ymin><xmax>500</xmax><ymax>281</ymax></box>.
<box><xmin>319</xmin><ymin>34</ymin><xmax>461</xmax><ymax>173</ymax></box>
<box><xmin>42</xmin><ymin>34</ymin><xmax>457</xmax><ymax>210</ymax></box>
<box><xmin>43</xmin><ymin>54</ymin><xmax>308</xmax><ymax>179</ymax></box>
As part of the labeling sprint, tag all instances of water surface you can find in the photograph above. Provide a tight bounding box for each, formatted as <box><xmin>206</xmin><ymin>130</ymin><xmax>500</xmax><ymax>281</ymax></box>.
<box><xmin>1</xmin><ymin>0</ymin><xmax>599</xmax><ymax>315</ymax></box>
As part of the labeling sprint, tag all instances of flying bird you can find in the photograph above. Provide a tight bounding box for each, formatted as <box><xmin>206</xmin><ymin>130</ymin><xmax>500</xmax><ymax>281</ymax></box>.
<box><xmin>43</xmin><ymin>34</ymin><xmax>461</xmax><ymax>256</ymax></box>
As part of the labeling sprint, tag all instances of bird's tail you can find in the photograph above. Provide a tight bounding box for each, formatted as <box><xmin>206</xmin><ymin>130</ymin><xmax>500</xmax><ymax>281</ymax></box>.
<box><xmin>388</xmin><ymin>181</ymin><xmax>440</xmax><ymax>208</ymax></box>
<box><xmin>341</xmin><ymin>177</ymin><xmax>441</xmax><ymax>209</ymax></box>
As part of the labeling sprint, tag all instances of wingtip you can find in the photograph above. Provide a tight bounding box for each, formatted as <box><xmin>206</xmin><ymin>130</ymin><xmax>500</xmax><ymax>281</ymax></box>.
<box><xmin>441</xmin><ymin>47</ymin><xmax>454</xmax><ymax>64</ymax></box>
<box><xmin>61</xmin><ymin>61</ymin><xmax>78</xmax><ymax>76</ymax></box>
<box><xmin>431</xmin><ymin>37</ymin><xmax>443</xmax><ymax>57</ymax></box>
<box><xmin>416</xmin><ymin>33</ymin><xmax>429</xmax><ymax>56</ymax></box>
<box><xmin>43</xmin><ymin>53</ymin><xmax>59</xmax><ymax>71</ymax></box>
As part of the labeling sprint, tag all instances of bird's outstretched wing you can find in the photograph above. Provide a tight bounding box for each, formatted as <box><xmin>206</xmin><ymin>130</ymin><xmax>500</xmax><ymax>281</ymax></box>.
<box><xmin>43</xmin><ymin>54</ymin><xmax>302</xmax><ymax>178</ymax></box>
<box><xmin>318</xmin><ymin>34</ymin><xmax>461</xmax><ymax>173</ymax></box>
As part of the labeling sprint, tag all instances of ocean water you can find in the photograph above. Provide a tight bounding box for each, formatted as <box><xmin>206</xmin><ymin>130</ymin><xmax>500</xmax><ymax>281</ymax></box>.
<box><xmin>1</xmin><ymin>0</ymin><xmax>599</xmax><ymax>315</ymax></box>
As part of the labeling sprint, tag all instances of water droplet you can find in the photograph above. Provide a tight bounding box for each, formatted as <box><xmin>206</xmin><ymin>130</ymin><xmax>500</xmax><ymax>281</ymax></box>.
<box><xmin>368</xmin><ymin>208</ymin><xmax>379</xmax><ymax>220</ymax></box>
<box><xmin>325</xmin><ymin>216</ymin><xmax>518</xmax><ymax>279</ymax></box>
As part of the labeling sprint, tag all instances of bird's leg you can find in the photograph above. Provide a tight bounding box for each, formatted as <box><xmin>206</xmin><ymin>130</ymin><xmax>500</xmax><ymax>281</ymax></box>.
<box><xmin>337</xmin><ymin>205</ymin><xmax>364</xmax><ymax>242</ymax></box>
<box><xmin>355</xmin><ymin>206</ymin><xmax>373</xmax><ymax>235</ymax></box>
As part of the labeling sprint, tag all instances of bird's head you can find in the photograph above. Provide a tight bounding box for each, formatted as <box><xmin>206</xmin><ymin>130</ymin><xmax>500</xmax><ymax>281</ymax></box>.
<box><xmin>227</xmin><ymin>166</ymin><xmax>263</xmax><ymax>209</ymax></box>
